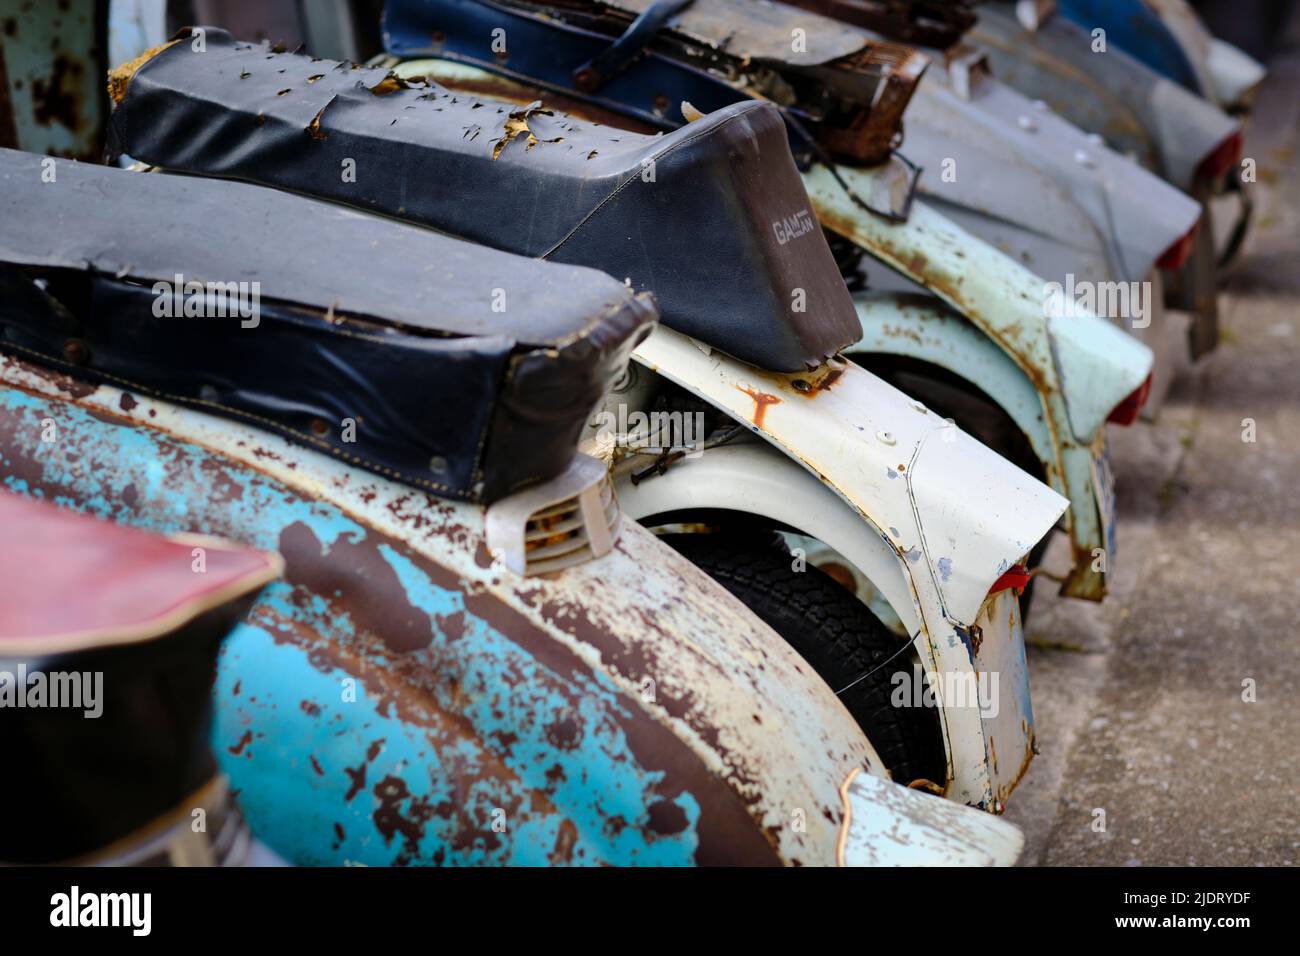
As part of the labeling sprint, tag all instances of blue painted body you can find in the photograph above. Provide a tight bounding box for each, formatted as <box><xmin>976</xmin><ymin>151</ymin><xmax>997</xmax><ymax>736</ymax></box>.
<box><xmin>1057</xmin><ymin>0</ymin><xmax>1203</xmax><ymax>92</ymax></box>
<box><xmin>0</xmin><ymin>381</ymin><xmax>707</xmax><ymax>866</ymax></box>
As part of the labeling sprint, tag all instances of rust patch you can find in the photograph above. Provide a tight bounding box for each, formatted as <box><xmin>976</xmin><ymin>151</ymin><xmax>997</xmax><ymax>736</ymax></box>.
<box><xmin>31</xmin><ymin>55</ymin><xmax>85</xmax><ymax>131</ymax></box>
<box><xmin>278</xmin><ymin>521</ymin><xmax>436</xmax><ymax>653</ymax></box>
<box><xmin>737</xmin><ymin>385</ymin><xmax>782</xmax><ymax>429</ymax></box>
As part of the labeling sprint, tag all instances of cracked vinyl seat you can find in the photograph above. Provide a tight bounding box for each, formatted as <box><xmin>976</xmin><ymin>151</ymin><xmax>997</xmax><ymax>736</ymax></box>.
<box><xmin>0</xmin><ymin>147</ymin><xmax>655</xmax><ymax>502</ymax></box>
<box><xmin>108</xmin><ymin>28</ymin><xmax>859</xmax><ymax>372</ymax></box>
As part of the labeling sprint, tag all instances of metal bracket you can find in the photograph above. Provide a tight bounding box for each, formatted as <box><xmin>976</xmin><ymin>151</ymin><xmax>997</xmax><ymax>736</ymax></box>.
<box><xmin>573</xmin><ymin>0</ymin><xmax>695</xmax><ymax>93</ymax></box>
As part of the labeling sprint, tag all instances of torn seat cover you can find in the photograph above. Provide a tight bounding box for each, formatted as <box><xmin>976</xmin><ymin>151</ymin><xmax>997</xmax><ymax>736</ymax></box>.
<box><xmin>108</xmin><ymin>28</ymin><xmax>859</xmax><ymax>372</ymax></box>
<box><xmin>0</xmin><ymin>148</ymin><xmax>655</xmax><ymax>502</ymax></box>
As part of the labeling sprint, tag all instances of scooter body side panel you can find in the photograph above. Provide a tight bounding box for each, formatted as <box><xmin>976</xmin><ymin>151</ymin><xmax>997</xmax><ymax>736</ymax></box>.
<box><xmin>972</xmin><ymin>5</ymin><xmax>1239</xmax><ymax>190</ymax></box>
<box><xmin>1057</xmin><ymin>0</ymin><xmax>1202</xmax><ymax>92</ymax></box>
<box><xmin>0</xmin><ymin>354</ymin><xmax>886</xmax><ymax>865</ymax></box>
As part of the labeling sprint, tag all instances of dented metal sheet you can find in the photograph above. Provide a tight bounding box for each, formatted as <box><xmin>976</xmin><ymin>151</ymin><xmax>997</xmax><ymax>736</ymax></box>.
<box><xmin>632</xmin><ymin>327</ymin><xmax>1067</xmax><ymax>807</ymax></box>
<box><xmin>0</xmin><ymin>353</ymin><xmax>889</xmax><ymax>866</ymax></box>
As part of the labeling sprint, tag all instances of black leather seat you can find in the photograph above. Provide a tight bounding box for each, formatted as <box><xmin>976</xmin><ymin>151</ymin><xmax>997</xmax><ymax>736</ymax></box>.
<box><xmin>0</xmin><ymin>148</ymin><xmax>654</xmax><ymax>502</ymax></box>
<box><xmin>109</xmin><ymin>28</ymin><xmax>859</xmax><ymax>372</ymax></box>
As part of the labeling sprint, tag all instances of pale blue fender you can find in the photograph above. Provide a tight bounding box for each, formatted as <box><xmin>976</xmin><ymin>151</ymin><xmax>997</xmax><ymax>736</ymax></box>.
<box><xmin>805</xmin><ymin>169</ymin><xmax>1151</xmax><ymax>598</ymax></box>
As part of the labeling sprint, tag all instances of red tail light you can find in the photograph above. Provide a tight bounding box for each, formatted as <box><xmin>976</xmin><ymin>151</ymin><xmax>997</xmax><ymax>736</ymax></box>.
<box><xmin>989</xmin><ymin>565</ymin><xmax>1032</xmax><ymax>596</ymax></box>
<box><xmin>1196</xmin><ymin>129</ymin><xmax>1243</xmax><ymax>182</ymax></box>
<box><xmin>1157</xmin><ymin>222</ymin><xmax>1198</xmax><ymax>270</ymax></box>
<box><xmin>1107</xmin><ymin>372</ymin><xmax>1153</xmax><ymax>426</ymax></box>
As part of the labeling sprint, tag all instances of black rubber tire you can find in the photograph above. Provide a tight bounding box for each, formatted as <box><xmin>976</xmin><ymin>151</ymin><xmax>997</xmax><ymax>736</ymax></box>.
<box><xmin>660</xmin><ymin>532</ymin><xmax>947</xmax><ymax>787</ymax></box>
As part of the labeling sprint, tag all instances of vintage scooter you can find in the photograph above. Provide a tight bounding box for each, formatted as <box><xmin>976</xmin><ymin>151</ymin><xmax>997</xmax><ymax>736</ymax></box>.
<box><xmin>0</xmin><ymin>491</ymin><xmax>284</xmax><ymax>866</ymax></box>
<box><xmin>105</xmin><ymin>29</ymin><xmax>1070</xmax><ymax>809</ymax></box>
<box><xmin>969</xmin><ymin>0</ymin><xmax>1252</xmax><ymax>354</ymax></box>
<box><xmin>0</xmin><ymin>147</ymin><xmax>1027</xmax><ymax>863</ymax></box>
<box><xmin>371</xmin><ymin>0</ymin><xmax>1150</xmax><ymax>616</ymax></box>
<box><xmin>781</xmin><ymin>0</ymin><xmax>1212</xmax><ymax>386</ymax></box>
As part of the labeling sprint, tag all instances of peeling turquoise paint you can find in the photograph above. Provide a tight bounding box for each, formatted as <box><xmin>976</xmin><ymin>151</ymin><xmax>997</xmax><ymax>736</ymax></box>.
<box><xmin>1</xmin><ymin>384</ymin><xmax>703</xmax><ymax>866</ymax></box>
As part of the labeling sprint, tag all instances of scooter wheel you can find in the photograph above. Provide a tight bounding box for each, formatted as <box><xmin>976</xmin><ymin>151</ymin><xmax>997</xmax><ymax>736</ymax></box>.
<box><xmin>659</xmin><ymin>532</ymin><xmax>947</xmax><ymax>789</ymax></box>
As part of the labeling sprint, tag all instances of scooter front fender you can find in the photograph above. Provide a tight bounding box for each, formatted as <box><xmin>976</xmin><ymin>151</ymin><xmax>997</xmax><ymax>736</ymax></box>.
<box><xmin>898</xmin><ymin>65</ymin><xmax>1200</xmax><ymax>284</ymax></box>
<box><xmin>849</xmin><ymin>292</ymin><xmax>1112</xmax><ymax>599</ymax></box>
<box><xmin>631</xmin><ymin>328</ymin><xmax>1067</xmax><ymax>807</ymax></box>
<box><xmin>806</xmin><ymin>165</ymin><xmax>1154</xmax><ymax>446</ymax></box>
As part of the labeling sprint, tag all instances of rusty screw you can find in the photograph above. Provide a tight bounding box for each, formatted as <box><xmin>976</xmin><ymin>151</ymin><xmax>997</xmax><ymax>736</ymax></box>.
<box><xmin>62</xmin><ymin>338</ymin><xmax>90</xmax><ymax>365</ymax></box>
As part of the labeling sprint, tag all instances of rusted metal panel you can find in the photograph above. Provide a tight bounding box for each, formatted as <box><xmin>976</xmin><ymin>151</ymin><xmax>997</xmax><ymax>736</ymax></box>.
<box><xmin>0</xmin><ymin>0</ymin><xmax>109</xmax><ymax>159</ymax></box>
<box><xmin>0</xmin><ymin>353</ymin><xmax>890</xmax><ymax>865</ymax></box>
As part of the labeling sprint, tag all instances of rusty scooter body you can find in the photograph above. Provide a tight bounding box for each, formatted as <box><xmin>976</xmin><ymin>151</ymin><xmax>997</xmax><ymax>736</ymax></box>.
<box><xmin>102</xmin><ymin>27</ymin><xmax>1074</xmax><ymax>810</ymax></box>
<box><xmin>372</xmin><ymin>0</ymin><xmax>1150</xmax><ymax>617</ymax></box>
<box><xmin>0</xmin><ymin>146</ymin><xmax>1033</xmax><ymax>865</ymax></box>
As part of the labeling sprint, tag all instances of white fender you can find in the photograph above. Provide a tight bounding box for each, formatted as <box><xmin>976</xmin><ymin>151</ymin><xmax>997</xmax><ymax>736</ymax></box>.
<box><xmin>629</xmin><ymin>328</ymin><xmax>1068</xmax><ymax>807</ymax></box>
<box><xmin>632</xmin><ymin>327</ymin><xmax>1068</xmax><ymax>626</ymax></box>
<box><xmin>838</xmin><ymin>769</ymin><xmax>1024</xmax><ymax>867</ymax></box>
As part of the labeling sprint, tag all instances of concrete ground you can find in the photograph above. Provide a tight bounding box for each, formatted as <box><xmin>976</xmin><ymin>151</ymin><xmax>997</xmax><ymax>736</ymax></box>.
<box><xmin>1006</xmin><ymin>16</ymin><xmax>1300</xmax><ymax>866</ymax></box>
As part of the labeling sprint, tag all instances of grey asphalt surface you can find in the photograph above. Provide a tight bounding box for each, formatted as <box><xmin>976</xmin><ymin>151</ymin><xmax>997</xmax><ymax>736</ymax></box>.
<box><xmin>1005</xmin><ymin>19</ymin><xmax>1300</xmax><ymax>866</ymax></box>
